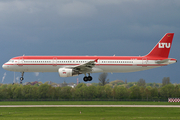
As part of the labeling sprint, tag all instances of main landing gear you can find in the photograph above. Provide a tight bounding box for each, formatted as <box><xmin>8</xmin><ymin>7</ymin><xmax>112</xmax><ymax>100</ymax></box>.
<box><xmin>20</xmin><ymin>72</ymin><xmax>24</xmax><ymax>84</ymax></box>
<box><xmin>83</xmin><ymin>73</ymin><xmax>92</xmax><ymax>82</ymax></box>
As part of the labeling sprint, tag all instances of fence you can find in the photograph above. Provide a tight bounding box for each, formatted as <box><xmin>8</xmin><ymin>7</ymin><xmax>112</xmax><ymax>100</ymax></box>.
<box><xmin>168</xmin><ymin>98</ymin><xmax>180</xmax><ymax>102</ymax></box>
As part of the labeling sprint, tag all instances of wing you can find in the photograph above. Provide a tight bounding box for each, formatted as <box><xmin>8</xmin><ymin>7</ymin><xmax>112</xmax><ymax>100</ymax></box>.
<box><xmin>65</xmin><ymin>59</ymin><xmax>98</xmax><ymax>73</ymax></box>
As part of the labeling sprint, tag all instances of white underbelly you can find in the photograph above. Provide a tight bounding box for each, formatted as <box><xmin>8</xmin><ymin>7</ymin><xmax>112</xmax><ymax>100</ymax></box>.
<box><xmin>10</xmin><ymin>65</ymin><xmax>63</xmax><ymax>72</ymax></box>
<box><xmin>96</xmin><ymin>65</ymin><xmax>159</xmax><ymax>73</ymax></box>
<box><xmin>10</xmin><ymin>64</ymin><xmax>160</xmax><ymax>73</ymax></box>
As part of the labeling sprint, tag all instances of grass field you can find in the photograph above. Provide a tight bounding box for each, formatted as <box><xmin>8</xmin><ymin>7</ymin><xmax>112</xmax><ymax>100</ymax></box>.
<box><xmin>0</xmin><ymin>101</ymin><xmax>180</xmax><ymax>105</ymax></box>
<box><xmin>0</xmin><ymin>107</ymin><xmax>180</xmax><ymax>120</ymax></box>
<box><xmin>0</xmin><ymin>101</ymin><xmax>180</xmax><ymax>120</ymax></box>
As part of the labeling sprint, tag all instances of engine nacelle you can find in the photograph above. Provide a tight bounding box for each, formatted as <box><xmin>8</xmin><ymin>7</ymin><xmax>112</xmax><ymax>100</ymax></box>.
<box><xmin>58</xmin><ymin>68</ymin><xmax>79</xmax><ymax>77</ymax></box>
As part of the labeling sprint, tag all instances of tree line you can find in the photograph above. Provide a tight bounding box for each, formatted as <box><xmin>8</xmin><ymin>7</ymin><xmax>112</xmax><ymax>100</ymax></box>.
<box><xmin>0</xmin><ymin>82</ymin><xmax>179</xmax><ymax>100</ymax></box>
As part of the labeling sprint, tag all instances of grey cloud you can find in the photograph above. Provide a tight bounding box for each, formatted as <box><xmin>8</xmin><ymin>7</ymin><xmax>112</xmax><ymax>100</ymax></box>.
<box><xmin>0</xmin><ymin>0</ymin><xmax>180</xmax><ymax>43</ymax></box>
<box><xmin>57</xmin><ymin>1</ymin><xmax>97</xmax><ymax>17</ymax></box>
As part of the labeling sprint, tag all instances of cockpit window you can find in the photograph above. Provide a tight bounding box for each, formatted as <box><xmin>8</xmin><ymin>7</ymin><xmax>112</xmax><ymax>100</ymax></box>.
<box><xmin>8</xmin><ymin>60</ymin><xmax>14</xmax><ymax>63</ymax></box>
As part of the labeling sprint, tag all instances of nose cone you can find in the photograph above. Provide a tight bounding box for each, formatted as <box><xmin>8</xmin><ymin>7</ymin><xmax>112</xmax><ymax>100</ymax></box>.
<box><xmin>2</xmin><ymin>64</ymin><xmax>9</xmax><ymax>70</ymax></box>
<box><xmin>2</xmin><ymin>64</ymin><xmax>5</xmax><ymax>69</ymax></box>
<box><xmin>2</xmin><ymin>64</ymin><xmax>6</xmax><ymax>70</ymax></box>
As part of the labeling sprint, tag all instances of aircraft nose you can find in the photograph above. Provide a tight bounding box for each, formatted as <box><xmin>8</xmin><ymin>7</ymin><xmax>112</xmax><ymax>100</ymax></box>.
<box><xmin>2</xmin><ymin>64</ymin><xmax>8</xmax><ymax>70</ymax></box>
<box><xmin>2</xmin><ymin>63</ymin><xmax>13</xmax><ymax>71</ymax></box>
<box><xmin>2</xmin><ymin>64</ymin><xmax>6</xmax><ymax>69</ymax></box>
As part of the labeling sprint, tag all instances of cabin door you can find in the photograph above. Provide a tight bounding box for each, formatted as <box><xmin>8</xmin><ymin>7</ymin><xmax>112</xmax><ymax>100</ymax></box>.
<box><xmin>18</xmin><ymin>57</ymin><xmax>24</xmax><ymax>66</ymax></box>
<box><xmin>142</xmin><ymin>58</ymin><xmax>147</xmax><ymax>66</ymax></box>
<box><xmin>53</xmin><ymin>57</ymin><xmax>57</xmax><ymax>66</ymax></box>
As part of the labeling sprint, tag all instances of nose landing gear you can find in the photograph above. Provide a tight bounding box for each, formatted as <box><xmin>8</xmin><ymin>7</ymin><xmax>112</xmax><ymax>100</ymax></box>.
<box><xmin>20</xmin><ymin>72</ymin><xmax>24</xmax><ymax>84</ymax></box>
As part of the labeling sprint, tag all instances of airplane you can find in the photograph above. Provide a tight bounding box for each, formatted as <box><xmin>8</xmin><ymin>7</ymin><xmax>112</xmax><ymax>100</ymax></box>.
<box><xmin>2</xmin><ymin>33</ymin><xmax>177</xmax><ymax>84</ymax></box>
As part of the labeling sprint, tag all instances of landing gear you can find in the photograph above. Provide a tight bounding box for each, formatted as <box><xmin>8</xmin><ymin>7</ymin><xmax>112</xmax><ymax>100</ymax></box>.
<box><xmin>83</xmin><ymin>73</ymin><xmax>93</xmax><ymax>82</ymax></box>
<box><xmin>20</xmin><ymin>72</ymin><xmax>24</xmax><ymax>84</ymax></box>
<box><xmin>83</xmin><ymin>76</ymin><xmax>88</xmax><ymax>82</ymax></box>
<box><xmin>88</xmin><ymin>76</ymin><xmax>92</xmax><ymax>81</ymax></box>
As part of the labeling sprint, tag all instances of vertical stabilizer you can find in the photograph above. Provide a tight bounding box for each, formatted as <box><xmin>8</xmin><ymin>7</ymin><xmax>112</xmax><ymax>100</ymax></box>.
<box><xmin>145</xmin><ymin>33</ymin><xmax>174</xmax><ymax>58</ymax></box>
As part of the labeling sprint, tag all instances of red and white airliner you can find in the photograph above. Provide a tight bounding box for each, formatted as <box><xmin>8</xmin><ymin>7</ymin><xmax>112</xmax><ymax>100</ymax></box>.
<box><xmin>2</xmin><ymin>33</ymin><xmax>177</xmax><ymax>83</ymax></box>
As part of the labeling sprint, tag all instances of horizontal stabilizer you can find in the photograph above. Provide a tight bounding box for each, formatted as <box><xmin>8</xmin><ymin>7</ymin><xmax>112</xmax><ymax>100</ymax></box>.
<box><xmin>156</xmin><ymin>59</ymin><xmax>170</xmax><ymax>64</ymax></box>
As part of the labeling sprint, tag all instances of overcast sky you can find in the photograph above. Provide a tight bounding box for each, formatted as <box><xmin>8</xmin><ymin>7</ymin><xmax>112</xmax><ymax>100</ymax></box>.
<box><xmin>1</xmin><ymin>0</ymin><xmax>180</xmax><ymax>84</ymax></box>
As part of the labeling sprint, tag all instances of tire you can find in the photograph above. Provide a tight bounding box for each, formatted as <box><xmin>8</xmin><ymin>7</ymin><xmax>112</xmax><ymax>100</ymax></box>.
<box><xmin>88</xmin><ymin>76</ymin><xmax>92</xmax><ymax>81</ymax></box>
<box><xmin>83</xmin><ymin>76</ymin><xmax>88</xmax><ymax>82</ymax></box>
<box><xmin>20</xmin><ymin>77</ymin><xmax>24</xmax><ymax>81</ymax></box>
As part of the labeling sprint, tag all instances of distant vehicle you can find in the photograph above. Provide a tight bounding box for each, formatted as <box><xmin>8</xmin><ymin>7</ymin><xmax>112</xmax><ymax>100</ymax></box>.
<box><xmin>2</xmin><ymin>33</ymin><xmax>177</xmax><ymax>83</ymax></box>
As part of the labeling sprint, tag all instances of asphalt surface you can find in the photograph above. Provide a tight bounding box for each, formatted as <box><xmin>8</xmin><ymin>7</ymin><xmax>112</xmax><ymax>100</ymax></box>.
<box><xmin>0</xmin><ymin>105</ymin><xmax>180</xmax><ymax>107</ymax></box>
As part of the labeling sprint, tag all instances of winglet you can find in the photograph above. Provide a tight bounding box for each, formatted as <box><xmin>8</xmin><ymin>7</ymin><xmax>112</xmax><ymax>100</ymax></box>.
<box><xmin>94</xmin><ymin>59</ymin><xmax>98</xmax><ymax>63</ymax></box>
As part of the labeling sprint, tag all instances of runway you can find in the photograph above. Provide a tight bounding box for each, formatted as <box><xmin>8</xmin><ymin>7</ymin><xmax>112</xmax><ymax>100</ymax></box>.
<box><xmin>0</xmin><ymin>105</ymin><xmax>180</xmax><ymax>107</ymax></box>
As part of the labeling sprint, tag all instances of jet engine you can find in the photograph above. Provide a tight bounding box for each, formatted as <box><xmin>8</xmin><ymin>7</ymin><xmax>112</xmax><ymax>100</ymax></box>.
<box><xmin>58</xmin><ymin>68</ymin><xmax>79</xmax><ymax>77</ymax></box>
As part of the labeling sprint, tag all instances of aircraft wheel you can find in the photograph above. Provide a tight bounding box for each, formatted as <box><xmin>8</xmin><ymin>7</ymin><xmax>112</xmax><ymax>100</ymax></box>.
<box><xmin>83</xmin><ymin>76</ymin><xmax>88</xmax><ymax>82</ymax></box>
<box><xmin>88</xmin><ymin>76</ymin><xmax>92</xmax><ymax>81</ymax></box>
<box><xmin>20</xmin><ymin>77</ymin><xmax>24</xmax><ymax>81</ymax></box>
